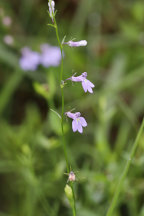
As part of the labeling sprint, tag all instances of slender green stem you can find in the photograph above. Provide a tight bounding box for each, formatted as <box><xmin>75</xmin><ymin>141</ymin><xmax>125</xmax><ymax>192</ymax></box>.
<box><xmin>54</xmin><ymin>20</ymin><xmax>69</xmax><ymax>173</ymax></box>
<box><xmin>106</xmin><ymin>118</ymin><xmax>144</xmax><ymax>216</ymax></box>
<box><xmin>53</xmin><ymin>17</ymin><xmax>76</xmax><ymax>216</ymax></box>
<box><xmin>71</xmin><ymin>183</ymin><xmax>76</xmax><ymax>216</ymax></box>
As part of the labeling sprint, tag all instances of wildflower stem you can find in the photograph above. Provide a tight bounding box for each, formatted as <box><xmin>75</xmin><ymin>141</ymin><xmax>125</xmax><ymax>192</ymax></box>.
<box><xmin>106</xmin><ymin>118</ymin><xmax>144</xmax><ymax>216</ymax></box>
<box><xmin>54</xmin><ymin>19</ymin><xmax>69</xmax><ymax>172</ymax></box>
<box><xmin>71</xmin><ymin>183</ymin><xmax>76</xmax><ymax>216</ymax></box>
<box><xmin>53</xmin><ymin>17</ymin><xmax>76</xmax><ymax>216</ymax></box>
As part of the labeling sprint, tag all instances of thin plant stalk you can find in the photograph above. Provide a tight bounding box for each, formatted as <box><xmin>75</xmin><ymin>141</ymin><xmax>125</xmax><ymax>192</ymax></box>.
<box><xmin>70</xmin><ymin>182</ymin><xmax>76</xmax><ymax>216</ymax></box>
<box><xmin>106</xmin><ymin>118</ymin><xmax>144</xmax><ymax>216</ymax></box>
<box><xmin>54</xmin><ymin>18</ymin><xmax>69</xmax><ymax>173</ymax></box>
<box><xmin>53</xmin><ymin>17</ymin><xmax>76</xmax><ymax>216</ymax></box>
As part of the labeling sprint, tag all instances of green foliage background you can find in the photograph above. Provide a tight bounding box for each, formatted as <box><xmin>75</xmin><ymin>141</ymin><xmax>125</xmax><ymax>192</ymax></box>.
<box><xmin>0</xmin><ymin>0</ymin><xmax>144</xmax><ymax>215</ymax></box>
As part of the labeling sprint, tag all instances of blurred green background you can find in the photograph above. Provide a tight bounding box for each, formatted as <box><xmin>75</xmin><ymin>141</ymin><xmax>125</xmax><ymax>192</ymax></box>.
<box><xmin>0</xmin><ymin>0</ymin><xmax>144</xmax><ymax>215</ymax></box>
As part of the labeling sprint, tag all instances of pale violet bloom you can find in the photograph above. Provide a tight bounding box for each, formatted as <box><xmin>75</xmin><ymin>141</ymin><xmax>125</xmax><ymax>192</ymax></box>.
<box><xmin>48</xmin><ymin>0</ymin><xmax>55</xmax><ymax>21</ymax></box>
<box><xmin>2</xmin><ymin>16</ymin><xmax>12</xmax><ymax>26</ymax></box>
<box><xmin>64</xmin><ymin>40</ymin><xmax>87</xmax><ymax>47</ymax></box>
<box><xmin>19</xmin><ymin>47</ymin><xmax>40</xmax><ymax>71</ymax></box>
<box><xmin>66</xmin><ymin>72</ymin><xmax>95</xmax><ymax>93</ymax></box>
<box><xmin>3</xmin><ymin>35</ymin><xmax>14</xmax><ymax>45</ymax></box>
<box><xmin>65</xmin><ymin>111</ymin><xmax>87</xmax><ymax>133</ymax></box>
<box><xmin>67</xmin><ymin>171</ymin><xmax>76</xmax><ymax>182</ymax></box>
<box><xmin>40</xmin><ymin>44</ymin><xmax>61</xmax><ymax>67</ymax></box>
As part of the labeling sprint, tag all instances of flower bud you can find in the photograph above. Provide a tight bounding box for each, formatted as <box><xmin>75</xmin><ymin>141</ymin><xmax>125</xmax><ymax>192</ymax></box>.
<box><xmin>64</xmin><ymin>184</ymin><xmax>73</xmax><ymax>203</ymax></box>
<box><xmin>3</xmin><ymin>35</ymin><xmax>14</xmax><ymax>45</ymax></box>
<box><xmin>65</xmin><ymin>40</ymin><xmax>87</xmax><ymax>47</ymax></box>
<box><xmin>2</xmin><ymin>16</ymin><xmax>12</xmax><ymax>26</ymax></box>
<box><xmin>48</xmin><ymin>0</ymin><xmax>55</xmax><ymax>22</ymax></box>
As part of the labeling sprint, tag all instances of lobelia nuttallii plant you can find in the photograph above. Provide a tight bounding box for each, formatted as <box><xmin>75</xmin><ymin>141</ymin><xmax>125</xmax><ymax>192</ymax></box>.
<box><xmin>47</xmin><ymin>0</ymin><xmax>94</xmax><ymax>215</ymax></box>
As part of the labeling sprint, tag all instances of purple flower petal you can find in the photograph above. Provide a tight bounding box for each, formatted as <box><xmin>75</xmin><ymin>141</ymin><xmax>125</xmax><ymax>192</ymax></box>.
<box><xmin>75</xmin><ymin>112</ymin><xmax>81</xmax><ymax>118</ymax></box>
<box><xmin>3</xmin><ymin>35</ymin><xmax>14</xmax><ymax>45</ymax></box>
<box><xmin>65</xmin><ymin>111</ymin><xmax>87</xmax><ymax>133</ymax></box>
<box><xmin>66</xmin><ymin>111</ymin><xmax>80</xmax><ymax>120</ymax></box>
<box><xmin>2</xmin><ymin>16</ymin><xmax>12</xmax><ymax>26</ymax></box>
<box><xmin>82</xmin><ymin>81</ymin><xmax>88</xmax><ymax>92</ymax></box>
<box><xmin>72</xmin><ymin>119</ymin><xmax>78</xmax><ymax>132</ymax></box>
<box><xmin>40</xmin><ymin>44</ymin><xmax>61</xmax><ymax>67</ymax></box>
<box><xmin>71</xmin><ymin>76</ymin><xmax>83</xmax><ymax>82</ymax></box>
<box><xmin>77</xmin><ymin>122</ymin><xmax>83</xmax><ymax>133</ymax></box>
<box><xmin>66</xmin><ymin>72</ymin><xmax>94</xmax><ymax>94</ymax></box>
<box><xmin>86</xmin><ymin>79</ymin><xmax>95</xmax><ymax>88</ymax></box>
<box><xmin>87</xmin><ymin>85</ymin><xmax>93</xmax><ymax>93</ymax></box>
<box><xmin>19</xmin><ymin>47</ymin><xmax>40</xmax><ymax>71</ymax></box>
<box><xmin>82</xmin><ymin>72</ymin><xmax>87</xmax><ymax>78</ymax></box>
<box><xmin>79</xmin><ymin>117</ymin><xmax>87</xmax><ymax>127</ymax></box>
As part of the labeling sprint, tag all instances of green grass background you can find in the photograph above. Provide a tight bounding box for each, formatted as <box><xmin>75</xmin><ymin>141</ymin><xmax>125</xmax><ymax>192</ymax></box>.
<box><xmin>0</xmin><ymin>0</ymin><xmax>144</xmax><ymax>215</ymax></box>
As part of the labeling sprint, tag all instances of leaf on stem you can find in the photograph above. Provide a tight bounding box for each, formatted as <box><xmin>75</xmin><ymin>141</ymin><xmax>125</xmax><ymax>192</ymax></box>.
<box><xmin>47</xmin><ymin>23</ymin><xmax>56</xmax><ymax>28</ymax></box>
<box><xmin>50</xmin><ymin>108</ymin><xmax>61</xmax><ymax>119</ymax></box>
<box><xmin>62</xmin><ymin>35</ymin><xmax>66</xmax><ymax>45</ymax></box>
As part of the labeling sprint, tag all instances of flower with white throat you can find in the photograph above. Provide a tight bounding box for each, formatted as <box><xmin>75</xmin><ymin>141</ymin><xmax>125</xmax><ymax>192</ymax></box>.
<box><xmin>66</xmin><ymin>72</ymin><xmax>95</xmax><ymax>93</ymax></box>
<box><xmin>65</xmin><ymin>111</ymin><xmax>87</xmax><ymax>133</ymax></box>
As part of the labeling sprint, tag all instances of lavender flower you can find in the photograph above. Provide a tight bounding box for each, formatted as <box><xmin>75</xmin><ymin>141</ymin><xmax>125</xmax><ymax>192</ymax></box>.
<box><xmin>64</xmin><ymin>40</ymin><xmax>87</xmax><ymax>47</ymax></box>
<box><xmin>40</xmin><ymin>44</ymin><xmax>61</xmax><ymax>67</ymax></box>
<box><xmin>48</xmin><ymin>0</ymin><xmax>55</xmax><ymax>22</ymax></box>
<box><xmin>19</xmin><ymin>47</ymin><xmax>40</xmax><ymax>71</ymax></box>
<box><xmin>65</xmin><ymin>111</ymin><xmax>87</xmax><ymax>133</ymax></box>
<box><xmin>67</xmin><ymin>171</ymin><xmax>76</xmax><ymax>182</ymax></box>
<box><xmin>2</xmin><ymin>16</ymin><xmax>12</xmax><ymax>26</ymax></box>
<box><xmin>3</xmin><ymin>35</ymin><xmax>14</xmax><ymax>45</ymax></box>
<box><xmin>66</xmin><ymin>72</ymin><xmax>95</xmax><ymax>93</ymax></box>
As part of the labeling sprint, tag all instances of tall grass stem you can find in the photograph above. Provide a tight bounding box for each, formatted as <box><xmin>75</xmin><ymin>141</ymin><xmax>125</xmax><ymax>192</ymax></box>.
<box><xmin>106</xmin><ymin>118</ymin><xmax>144</xmax><ymax>216</ymax></box>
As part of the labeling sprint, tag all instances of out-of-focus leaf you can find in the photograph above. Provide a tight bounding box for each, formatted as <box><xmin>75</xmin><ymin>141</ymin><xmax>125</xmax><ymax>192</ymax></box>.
<box><xmin>49</xmin><ymin>111</ymin><xmax>62</xmax><ymax>135</ymax></box>
<box><xmin>120</xmin><ymin>21</ymin><xmax>140</xmax><ymax>41</ymax></box>
<box><xmin>33</xmin><ymin>70</ymin><xmax>56</xmax><ymax>100</ymax></box>
<box><xmin>0</xmin><ymin>43</ymin><xmax>19</xmax><ymax>68</ymax></box>
<box><xmin>132</xmin><ymin>2</ymin><xmax>144</xmax><ymax>22</ymax></box>
<box><xmin>37</xmin><ymin>135</ymin><xmax>60</xmax><ymax>150</ymax></box>
<box><xmin>0</xmin><ymin>70</ymin><xmax>24</xmax><ymax>116</ymax></box>
<box><xmin>33</xmin><ymin>82</ymin><xmax>49</xmax><ymax>99</ymax></box>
